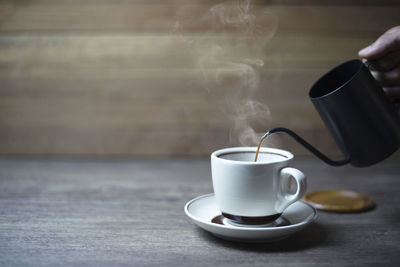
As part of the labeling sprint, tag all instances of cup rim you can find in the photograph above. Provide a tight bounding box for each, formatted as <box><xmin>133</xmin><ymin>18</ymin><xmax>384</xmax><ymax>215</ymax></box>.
<box><xmin>211</xmin><ymin>147</ymin><xmax>293</xmax><ymax>165</ymax></box>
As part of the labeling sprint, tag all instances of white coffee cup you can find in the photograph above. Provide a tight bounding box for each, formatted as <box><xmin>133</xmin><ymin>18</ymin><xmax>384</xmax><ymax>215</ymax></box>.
<box><xmin>211</xmin><ymin>147</ymin><xmax>307</xmax><ymax>224</ymax></box>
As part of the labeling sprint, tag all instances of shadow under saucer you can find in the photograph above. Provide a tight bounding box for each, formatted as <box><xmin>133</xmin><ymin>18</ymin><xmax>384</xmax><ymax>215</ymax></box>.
<box><xmin>197</xmin><ymin>222</ymin><xmax>327</xmax><ymax>252</ymax></box>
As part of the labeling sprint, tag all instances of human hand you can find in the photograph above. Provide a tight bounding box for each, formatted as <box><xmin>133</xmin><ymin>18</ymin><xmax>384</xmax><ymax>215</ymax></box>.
<box><xmin>358</xmin><ymin>26</ymin><xmax>400</xmax><ymax>100</ymax></box>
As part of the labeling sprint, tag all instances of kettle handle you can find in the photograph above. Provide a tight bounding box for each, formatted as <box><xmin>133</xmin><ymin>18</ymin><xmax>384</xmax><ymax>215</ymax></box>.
<box><xmin>263</xmin><ymin>127</ymin><xmax>351</xmax><ymax>166</ymax></box>
<box><xmin>365</xmin><ymin>60</ymin><xmax>400</xmax><ymax>110</ymax></box>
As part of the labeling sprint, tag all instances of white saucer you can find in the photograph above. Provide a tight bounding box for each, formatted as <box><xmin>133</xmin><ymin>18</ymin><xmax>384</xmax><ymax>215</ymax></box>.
<box><xmin>184</xmin><ymin>193</ymin><xmax>317</xmax><ymax>243</ymax></box>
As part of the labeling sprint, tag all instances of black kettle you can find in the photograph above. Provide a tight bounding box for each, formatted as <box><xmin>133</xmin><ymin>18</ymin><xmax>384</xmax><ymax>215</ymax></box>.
<box><xmin>265</xmin><ymin>59</ymin><xmax>400</xmax><ymax>167</ymax></box>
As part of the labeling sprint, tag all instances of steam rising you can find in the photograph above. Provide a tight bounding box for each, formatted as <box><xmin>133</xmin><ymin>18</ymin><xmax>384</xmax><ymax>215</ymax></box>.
<box><xmin>175</xmin><ymin>0</ymin><xmax>278</xmax><ymax>147</ymax></box>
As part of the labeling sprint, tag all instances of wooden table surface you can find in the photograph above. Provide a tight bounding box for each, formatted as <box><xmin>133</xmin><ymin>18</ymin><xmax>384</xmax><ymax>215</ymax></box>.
<box><xmin>0</xmin><ymin>156</ymin><xmax>399</xmax><ymax>266</ymax></box>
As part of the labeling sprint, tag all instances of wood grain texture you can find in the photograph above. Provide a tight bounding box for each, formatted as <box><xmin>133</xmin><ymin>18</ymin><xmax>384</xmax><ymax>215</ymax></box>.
<box><xmin>0</xmin><ymin>2</ymin><xmax>399</xmax><ymax>34</ymax></box>
<box><xmin>0</xmin><ymin>1</ymin><xmax>399</xmax><ymax>156</ymax></box>
<box><xmin>0</xmin><ymin>157</ymin><xmax>399</xmax><ymax>266</ymax></box>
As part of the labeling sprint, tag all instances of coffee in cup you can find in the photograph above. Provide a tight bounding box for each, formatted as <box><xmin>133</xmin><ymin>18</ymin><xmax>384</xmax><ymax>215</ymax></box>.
<box><xmin>211</xmin><ymin>147</ymin><xmax>307</xmax><ymax>225</ymax></box>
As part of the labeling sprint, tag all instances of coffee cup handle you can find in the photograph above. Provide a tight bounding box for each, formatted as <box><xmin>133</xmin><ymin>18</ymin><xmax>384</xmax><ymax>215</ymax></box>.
<box><xmin>277</xmin><ymin>167</ymin><xmax>307</xmax><ymax>212</ymax></box>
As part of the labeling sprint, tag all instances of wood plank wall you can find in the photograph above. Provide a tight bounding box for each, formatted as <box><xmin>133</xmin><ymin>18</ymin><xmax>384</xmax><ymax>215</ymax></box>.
<box><xmin>0</xmin><ymin>0</ymin><xmax>399</xmax><ymax>157</ymax></box>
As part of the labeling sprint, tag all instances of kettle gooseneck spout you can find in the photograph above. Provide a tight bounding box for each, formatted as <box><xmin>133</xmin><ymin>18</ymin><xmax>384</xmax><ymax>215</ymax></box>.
<box><xmin>263</xmin><ymin>127</ymin><xmax>351</xmax><ymax>166</ymax></box>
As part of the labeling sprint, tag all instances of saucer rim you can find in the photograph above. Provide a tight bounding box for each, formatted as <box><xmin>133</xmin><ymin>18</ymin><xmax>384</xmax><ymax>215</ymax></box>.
<box><xmin>184</xmin><ymin>193</ymin><xmax>317</xmax><ymax>231</ymax></box>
